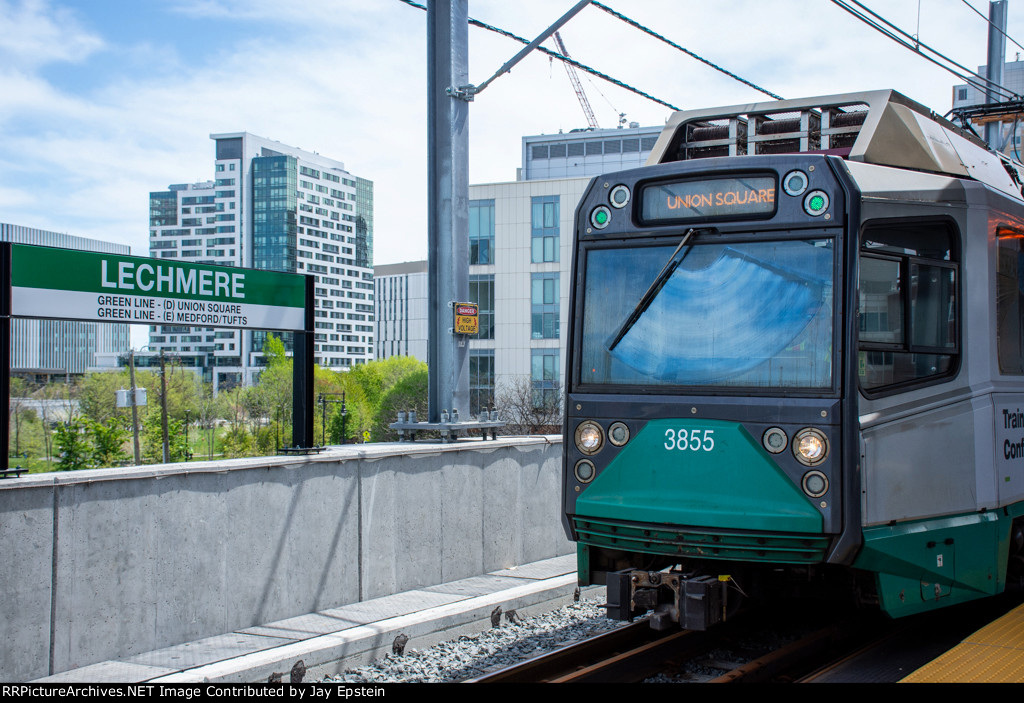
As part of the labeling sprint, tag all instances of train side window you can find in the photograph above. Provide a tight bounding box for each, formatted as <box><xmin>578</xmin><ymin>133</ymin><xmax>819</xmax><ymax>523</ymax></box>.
<box><xmin>859</xmin><ymin>222</ymin><xmax>959</xmax><ymax>393</ymax></box>
<box><xmin>997</xmin><ymin>225</ymin><xmax>1024</xmax><ymax>374</ymax></box>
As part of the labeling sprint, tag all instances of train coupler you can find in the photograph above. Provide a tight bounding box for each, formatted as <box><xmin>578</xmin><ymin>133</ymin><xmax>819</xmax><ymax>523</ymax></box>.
<box><xmin>605</xmin><ymin>569</ymin><xmax>726</xmax><ymax>631</ymax></box>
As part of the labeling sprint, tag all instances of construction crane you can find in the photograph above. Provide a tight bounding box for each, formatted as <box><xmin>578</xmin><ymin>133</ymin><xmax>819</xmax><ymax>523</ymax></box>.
<box><xmin>553</xmin><ymin>31</ymin><xmax>599</xmax><ymax>130</ymax></box>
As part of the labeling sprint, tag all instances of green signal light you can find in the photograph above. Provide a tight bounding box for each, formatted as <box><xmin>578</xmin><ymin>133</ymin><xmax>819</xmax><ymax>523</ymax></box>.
<box><xmin>804</xmin><ymin>190</ymin><xmax>829</xmax><ymax>216</ymax></box>
<box><xmin>595</xmin><ymin>210</ymin><xmax>608</xmax><ymax>224</ymax></box>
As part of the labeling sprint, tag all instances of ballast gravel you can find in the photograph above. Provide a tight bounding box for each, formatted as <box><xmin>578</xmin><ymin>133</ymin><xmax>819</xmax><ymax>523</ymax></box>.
<box><xmin>326</xmin><ymin>597</ymin><xmax>622</xmax><ymax>683</ymax></box>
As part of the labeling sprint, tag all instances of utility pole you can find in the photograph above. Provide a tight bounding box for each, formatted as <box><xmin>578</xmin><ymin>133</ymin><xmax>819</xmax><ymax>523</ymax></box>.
<box><xmin>128</xmin><ymin>350</ymin><xmax>141</xmax><ymax>465</ymax></box>
<box><xmin>986</xmin><ymin>0</ymin><xmax>1008</xmax><ymax>150</ymax></box>
<box><xmin>160</xmin><ymin>349</ymin><xmax>169</xmax><ymax>464</ymax></box>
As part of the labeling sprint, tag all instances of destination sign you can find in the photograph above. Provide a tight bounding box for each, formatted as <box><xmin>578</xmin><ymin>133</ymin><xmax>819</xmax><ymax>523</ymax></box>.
<box><xmin>9</xmin><ymin>244</ymin><xmax>308</xmax><ymax>331</ymax></box>
<box><xmin>641</xmin><ymin>176</ymin><xmax>777</xmax><ymax>223</ymax></box>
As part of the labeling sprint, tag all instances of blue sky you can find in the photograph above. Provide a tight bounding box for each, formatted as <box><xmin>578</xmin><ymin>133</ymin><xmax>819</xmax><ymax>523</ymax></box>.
<box><xmin>1</xmin><ymin>0</ymin><xmax>1020</xmax><ymax>270</ymax></box>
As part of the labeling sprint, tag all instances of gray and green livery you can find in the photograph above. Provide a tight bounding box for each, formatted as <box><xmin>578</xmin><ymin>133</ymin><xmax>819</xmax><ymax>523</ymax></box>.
<box><xmin>562</xmin><ymin>90</ymin><xmax>1024</xmax><ymax>630</ymax></box>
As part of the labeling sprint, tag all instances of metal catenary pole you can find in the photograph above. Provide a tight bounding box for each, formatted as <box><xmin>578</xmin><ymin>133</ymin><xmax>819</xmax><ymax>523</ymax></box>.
<box><xmin>427</xmin><ymin>0</ymin><xmax>470</xmax><ymax>422</ymax></box>
<box><xmin>986</xmin><ymin>0</ymin><xmax>1008</xmax><ymax>150</ymax></box>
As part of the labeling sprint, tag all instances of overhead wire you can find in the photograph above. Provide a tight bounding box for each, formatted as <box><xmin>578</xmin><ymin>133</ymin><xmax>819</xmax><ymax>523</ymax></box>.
<box><xmin>960</xmin><ymin>0</ymin><xmax>1024</xmax><ymax>57</ymax></box>
<box><xmin>397</xmin><ymin>0</ymin><xmax>680</xmax><ymax>111</ymax></box>
<box><xmin>831</xmin><ymin>0</ymin><xmax>1020</xmax><ymax>101</ymax></box>
<box><xmin>590</xmin><ymin>1</ymin><xmax>784</xmax><ymax>100</ymax></box>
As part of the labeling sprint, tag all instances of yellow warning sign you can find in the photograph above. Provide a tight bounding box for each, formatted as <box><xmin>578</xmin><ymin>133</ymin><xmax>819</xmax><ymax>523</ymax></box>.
<box><xmin>455</xmin><ymin>302</ymin><xmax>478</xmax><ymax>335</ymax></box>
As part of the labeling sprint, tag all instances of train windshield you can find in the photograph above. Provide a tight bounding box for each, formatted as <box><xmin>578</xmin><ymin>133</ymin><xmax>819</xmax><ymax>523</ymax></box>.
<box><xmin>580</xmin><ymin>238</ymin><xmax>834</xmax><ymax>390</ymax></box>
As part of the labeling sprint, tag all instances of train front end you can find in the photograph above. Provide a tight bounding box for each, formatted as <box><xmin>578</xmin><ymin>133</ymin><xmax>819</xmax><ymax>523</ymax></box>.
<box><xmin>562</xmin><ymin>155</ymin><xmax>859</xmax><ymax>630</ymax></box>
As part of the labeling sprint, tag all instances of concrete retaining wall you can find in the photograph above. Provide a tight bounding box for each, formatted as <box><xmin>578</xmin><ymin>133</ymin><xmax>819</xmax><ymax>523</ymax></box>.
<box><xmin>0</xmin><ymin>437</ymin><xmax>569</xmax><ymax>682</ymax></box>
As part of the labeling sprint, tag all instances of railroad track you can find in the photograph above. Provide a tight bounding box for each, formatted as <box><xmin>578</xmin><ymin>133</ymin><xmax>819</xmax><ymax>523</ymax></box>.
<box><xmin>468</xmin><ymin>607</ymin><xmax>877</xmax><ymax>683</ymax></box>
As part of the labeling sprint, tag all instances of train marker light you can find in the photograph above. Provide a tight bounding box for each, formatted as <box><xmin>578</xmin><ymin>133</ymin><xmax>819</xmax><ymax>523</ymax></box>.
<box><xmin>575</xmin><ymin>420</ymin><xmax>604</xmax><ymax>454</ymax></box>
<box><xmin>609</xmin><ymin>422</ymin><xmax>630</xmax><ymax>446</ymax></box>
<box><xmin>782</xmin><ymin>170</ymin><xmax>808</xmax><ymax>196</ymax></box>
<box><xmin>802</xmin><ymin>470</ymin><xmax>829</xmax><ymax>498</ymax></box>
<box><xmin>591</xmin><ymin>206</ymin><xmax>611</xmax><ymax>229</ymax></box>
<box><xmin>762</xmin><ymin>427</ymin><xmax>788</xmax><ymax>453</ymax></box>
<box><xmin>794</xmin><ymin>428</ymin><xmax>828</xmax><ymax>465</ymax></box>
<box><xmin>574</xmin><ymin>459</ymin><xmax>596</xmax><ymax>483</ymax></box>
<box><xmin>609</xmin><ymin>185</ymin><xmax>631</xmax><ymax>208</ymax></box>
<box><xmin>803</xmin><ymin>190</ymin><xmax>830</xmax><ymax>216</ymax></box>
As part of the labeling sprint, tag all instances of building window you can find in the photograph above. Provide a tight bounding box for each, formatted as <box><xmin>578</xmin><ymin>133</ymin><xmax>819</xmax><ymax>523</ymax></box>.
<box><xmin>531</xmin><ymin>195</ymin><xmax>559</xmax><ymax>263</ymax></box>
<box><xmin>469</xmin><ymin>274</ymin><xmax>495</xmax><ymax>340</ymax></box>
<box><xmin>957</xmin><ymin>87</ymin><xmax>968</xmax><ymax>102</ymax></box>
<box><xmin>531</xmin><ymin>272</ymin><xmax>559</xmax><ymax>339</ymax></box>
<box><xmin>469</xmin><ymin>199</ymin><xmax>495</xmax><ymax>265</ymax></box>
<box><xmin>531</xmin><ymin>349</ymin><xmax>560</xmax><ymax>407</ymax></box>
<box><xmin>469</xmin><ymin>349</ymin><xmax>494</xmax><ymax>418</ymax></box>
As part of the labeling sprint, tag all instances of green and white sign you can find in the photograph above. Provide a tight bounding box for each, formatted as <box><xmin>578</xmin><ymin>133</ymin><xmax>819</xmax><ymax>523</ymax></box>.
<box><xmin>10</xmin><ymin>244</ymin><xmax>308</xmax><ymax>331</ymax></box>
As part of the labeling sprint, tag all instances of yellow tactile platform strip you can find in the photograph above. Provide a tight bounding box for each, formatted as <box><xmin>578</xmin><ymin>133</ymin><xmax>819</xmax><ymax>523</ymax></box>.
<box><xmin>901</xmin><ymin>603</ymin><xmax>1024</xmax><ymax>683</ymax></box>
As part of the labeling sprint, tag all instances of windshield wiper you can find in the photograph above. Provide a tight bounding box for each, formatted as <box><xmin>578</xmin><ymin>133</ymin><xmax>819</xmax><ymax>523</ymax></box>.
<box><xmin>606</xmin><ymin>228</ymin><xmax>711</xmax><ymax>352</ymax></box>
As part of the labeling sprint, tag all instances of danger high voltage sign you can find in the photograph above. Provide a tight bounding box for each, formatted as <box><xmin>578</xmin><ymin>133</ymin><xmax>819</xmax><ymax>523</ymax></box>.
<box><xmin>9</xmin><ymin>244</ymin><xmax>308</xmax><ymax>331</ymax></box>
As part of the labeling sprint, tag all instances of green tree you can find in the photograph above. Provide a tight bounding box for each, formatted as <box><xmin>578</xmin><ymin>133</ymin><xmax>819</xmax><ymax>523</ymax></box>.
<box><xmin>77</xmin><ymin>370</ymin><xmax>131</xmax><ymax>424</ymax></box>
<box><xmin>221</xmin><ymin>425</ymin><xmax>255</xmax><ymax>458</ymax></box>
<box><xmin>371</xmin><ymin>366</ymin><xmax>429</xmax><ymax>441</ymax></box>
<box><xmin>90</xmin><ymin>417</ymin><xmax>130</xmax><ymax>468</ymax></box>
<box><xmin>9</xmin><ymin>377</ymin><xmax>33</xmax><ymax>456</ymax></box>
<box><xmin>54</xmin><ymin>418</ymin><xmax>93</xmax><ymax>471</ymax></box>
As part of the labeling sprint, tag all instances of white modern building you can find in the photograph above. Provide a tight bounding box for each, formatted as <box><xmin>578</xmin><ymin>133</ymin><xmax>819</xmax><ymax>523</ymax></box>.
<box><xmin>2</xmin><ymin>222</ymin><xmax>130</xmax><ymax>379</ymax></box>
<box><xmin>148</xmin><ymin>133</ymin><xmax>374</xmax><ymax>390</ymax></box>
<box><xmin>371</xmin><ymin>126</ymin><xmax>661</xmax><ymax>417</ymax></box>
<box><xmin>464</xmin><ymin>126</ymin><xmax>661</xmax><ymax>415</ymax></box>
<box><xmin>519</xmin><ymin>124</ymin><xmax>662</xmax><ymax>180</ymax></box>
<box><xmin>374</xmin><ymin>260</ymin><xmax>428</xmax><ymax>363</ymax></box>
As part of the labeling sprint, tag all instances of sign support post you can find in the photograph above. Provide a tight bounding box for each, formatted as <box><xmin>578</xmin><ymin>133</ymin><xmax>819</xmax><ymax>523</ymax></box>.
<box><xmin>1</xmin><ymin>243</ymin><xmax>11</xmax><ymax>475</ymax></box>
<box><xmin>292</xmin><ymin>275</ymin><xmax>315</xmax><ymax>449</ymax></box>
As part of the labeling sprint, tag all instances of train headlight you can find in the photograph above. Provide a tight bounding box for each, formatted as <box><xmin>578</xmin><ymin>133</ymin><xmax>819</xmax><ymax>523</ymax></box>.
<box><xmin>590</xmin><ymin>206</ymin><xmax>612</xmax><ymax>230</ymax></box>
<box><xmin>575</xmin><ymin>421</ymin><xmax>604</xmax><ymax>455</ymax></box>
<box><xmin>609</xmin><ymin>185</ymin><xmax>631</xmax><ymax>208</ymax></box>
<box><xmin>801</xmin><ymin>470</ymin><xmax>829</xmax><ymax>498</ymax></box>
<box><xmin>574</xmin><ymin>459</ymin><xmax>596</xmax><ymax>483</ymax></box>
<box><xmin>762</xmin><ymin>427</ymin><xmax>788</xmax><ymax>454</ymax></box>
<box><xmin>608</xmin><ymin>421</ymin><xmax>630</xmax><ymax>446</ymax></box>
<box><xmin>793</xmin><ymin>428</ymin><xmax>829</xmax><ymax>466</ymax></box>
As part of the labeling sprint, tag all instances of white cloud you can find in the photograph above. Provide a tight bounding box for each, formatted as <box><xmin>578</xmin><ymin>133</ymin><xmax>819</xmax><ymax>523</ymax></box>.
<box><xmin>0</xmin><ymin>0</ymin><xmax>103</xmax><ymax>67</ymax></box>
<box><xmin>0</xmin><ymin>0</ymin><xmax>1020</xmax><ymax>270</ymax></box>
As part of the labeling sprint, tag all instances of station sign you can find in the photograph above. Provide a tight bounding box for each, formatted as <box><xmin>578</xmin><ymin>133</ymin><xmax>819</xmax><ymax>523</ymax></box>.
<box><xmin>454</xmin><ymin>302</ymin><xmax>479</xmax><ymax>335</ymax></box>
<box><xmin>9</xmin><ymin>244</ymin><xmax>308</xmax><ymax>331</ymax></box>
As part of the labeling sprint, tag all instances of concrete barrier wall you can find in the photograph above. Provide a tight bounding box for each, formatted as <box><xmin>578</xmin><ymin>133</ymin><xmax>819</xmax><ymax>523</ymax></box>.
<box><xmin>0</xmin><ymin>437</ymin><xmax>569</xmax><ymax>682</ymax></box>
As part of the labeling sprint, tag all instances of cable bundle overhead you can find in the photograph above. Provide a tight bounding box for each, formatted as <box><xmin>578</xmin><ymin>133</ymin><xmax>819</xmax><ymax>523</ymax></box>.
<box><xmin>397</xmin><ymin>0</ymin><xmax>680</xmax><ymax>111</ymax></box>
<box><xmin>831</xmin><ymin>0</ymin><xmax>1020</xmax><ymax>101</ymax></box>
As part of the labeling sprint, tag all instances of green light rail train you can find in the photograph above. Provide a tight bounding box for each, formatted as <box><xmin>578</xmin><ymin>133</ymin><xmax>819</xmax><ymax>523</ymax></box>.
<box><xmin>561</xmin><ymin>90</ymin><xmax>1024</xmax><ymax>630</ymax></box>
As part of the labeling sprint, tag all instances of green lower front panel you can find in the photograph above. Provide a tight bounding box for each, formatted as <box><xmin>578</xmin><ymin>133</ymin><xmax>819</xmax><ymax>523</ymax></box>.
<box><xmin>574</xmin><ymin>419</ymin><xmax>824</xmax><ymax>534</ymax></box>
<box><xmin>853</xmin><ymin>509</ymin><xmax>1019</xmax><ymax>618</ymax></box>
<box><xmin>575</xmin><ymin>516</ymin><xmax>831</xmax><ymax>564</ymax></box>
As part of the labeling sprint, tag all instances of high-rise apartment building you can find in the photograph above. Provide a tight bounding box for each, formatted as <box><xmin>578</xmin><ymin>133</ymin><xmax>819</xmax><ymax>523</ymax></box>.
<box><xmin>374</xmin><ymin>260</ymin><xmax>428</xmax><ymax>363</ymax></box>
<box><xmin>148</xmin><ymin>133</ymin><xmax>374</xmax><ymax>390</ymax></box>
<box><xmin>2</xmin><ymin>223</ymin><xmax>131</xmax><ymax>379</ymax></box>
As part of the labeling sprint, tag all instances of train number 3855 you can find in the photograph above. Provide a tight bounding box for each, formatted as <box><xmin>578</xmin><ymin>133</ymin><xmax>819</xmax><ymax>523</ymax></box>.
<box><xmin>664</xmin><ymin>429</ymin><xmax>715</xmax><ymax>451</ymax></box>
